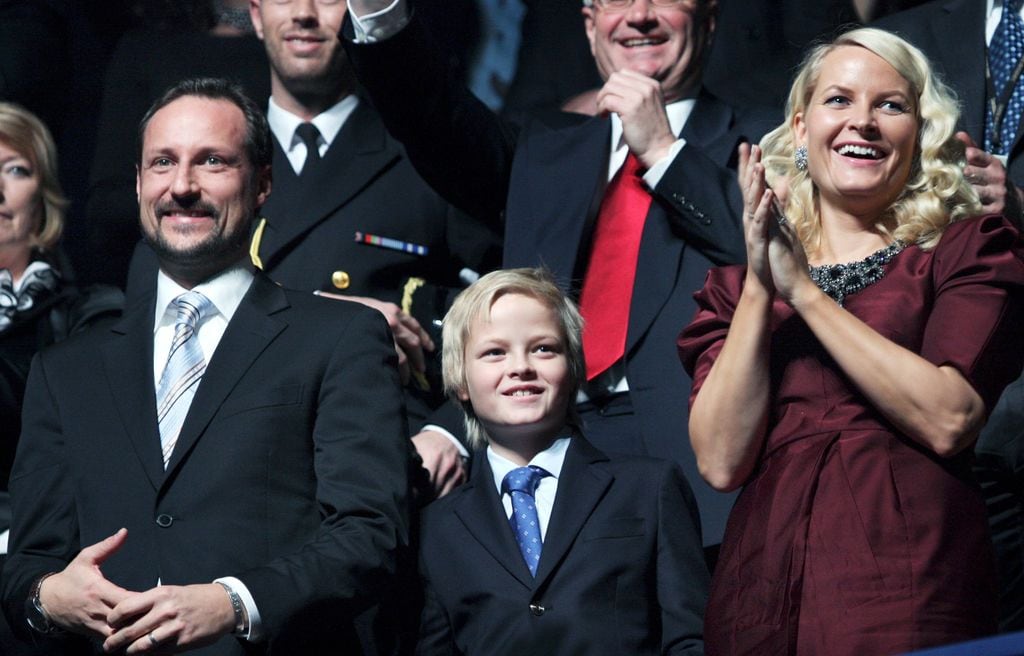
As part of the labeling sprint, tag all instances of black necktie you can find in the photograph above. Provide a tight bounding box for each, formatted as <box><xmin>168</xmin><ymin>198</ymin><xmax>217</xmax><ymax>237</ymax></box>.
<box><xmin>295</xmin><ymin>122</ymin><xmax>322</xmax><ymax>177</ymax></box>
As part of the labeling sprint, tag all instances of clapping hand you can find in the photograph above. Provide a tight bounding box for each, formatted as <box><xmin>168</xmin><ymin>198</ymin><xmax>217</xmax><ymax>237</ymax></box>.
<box><xmin>737</xmin><ymin>143</ymin><xmax>812</xmax><ymax>305</ymax></box>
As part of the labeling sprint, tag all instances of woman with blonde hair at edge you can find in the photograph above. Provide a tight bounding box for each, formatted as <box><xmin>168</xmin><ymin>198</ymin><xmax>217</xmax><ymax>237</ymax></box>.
<box><xmin>679</xmin><ymin>27</ymin><xmax>1024</xmax><ymax>655</ymax></box>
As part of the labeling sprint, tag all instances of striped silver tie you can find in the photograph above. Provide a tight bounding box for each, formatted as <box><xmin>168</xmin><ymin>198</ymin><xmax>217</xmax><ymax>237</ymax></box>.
<box><xmin>156</xmin><ymin>291</ymin><xmax>212</xmax><ymax>468</ymax></box>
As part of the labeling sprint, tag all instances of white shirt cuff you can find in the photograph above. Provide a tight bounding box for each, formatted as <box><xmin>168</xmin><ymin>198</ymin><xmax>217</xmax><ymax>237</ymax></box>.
<box><xmin>643</xmin><ymin>138</ymin><xmax>687</xmax><ymax>189</ymax></box>
<box><xmin>420</xmin><ymin>424</ymin><xmax>469</xmax><ymax>458</ymax></box>
<box><xmin>214</xmin><ymin>576</ymin><xmax>263</xmax><ymax>642</ymax></box>
<box><xmin>349</xmin><ymin>0</ymin><xmax>410</xmax><ymax>43</ymax></box>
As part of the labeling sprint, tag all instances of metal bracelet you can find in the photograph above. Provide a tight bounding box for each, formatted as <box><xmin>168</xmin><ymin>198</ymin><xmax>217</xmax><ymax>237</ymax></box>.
<box><xmin>215</xmin><ymin>581</ymin><xmax>247</xmax><ymax>636</ymax></box>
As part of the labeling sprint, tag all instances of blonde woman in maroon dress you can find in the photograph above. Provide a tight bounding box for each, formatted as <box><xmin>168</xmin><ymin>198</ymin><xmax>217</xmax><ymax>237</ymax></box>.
<box><xmin>679</xmin><ymin>28</ymin><xmax>1024</xmax><ymax>655</ymax></box>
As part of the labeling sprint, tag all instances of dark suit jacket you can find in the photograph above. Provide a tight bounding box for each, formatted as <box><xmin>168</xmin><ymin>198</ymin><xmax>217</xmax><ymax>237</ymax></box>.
<box><xmin>875</xmin><ymin>0</ymin><xmax>1024</xmax><ymax>187</ymax></box>
<box><xmin>976</xmin><ymin>374</ymin><xmax>1024</xmax><ymax>632</ymax></box>
<box><xmin>416</xmin><ymin>437</ymin><xmax>708</xmax><ymax>655</ymax></box>
<box><xmin>255</xmin><ymin>100</ymin><xmax>501</xmax><ymax>427</ymax></box>
<box><xmin>1</xmin><ymin>272</ymin><xmax>410</xmax><ymax>655</ymax></box>
<box><xmin>256</xmin><ymin>100</ymin><xmax>500</xmax><ymax>304</ymax></box>
<box><xmin>343</xmin><ymin>13</ymin><xmax>778</xmax><ymax>545</ymax></box>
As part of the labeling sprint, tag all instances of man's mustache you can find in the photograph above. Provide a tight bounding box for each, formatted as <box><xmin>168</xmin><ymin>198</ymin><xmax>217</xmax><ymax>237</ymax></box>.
<box><xmin>156</xmin><ymin>200</ymin><xmax>219</xmax><ymax>220</ymax></box>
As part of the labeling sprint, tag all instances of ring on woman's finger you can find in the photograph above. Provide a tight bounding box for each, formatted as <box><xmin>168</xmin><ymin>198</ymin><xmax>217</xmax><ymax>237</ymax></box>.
<box><xmin>149</xmin><ymin>632</ymin><xmax>159</xmax><ymax>647</ymax></box>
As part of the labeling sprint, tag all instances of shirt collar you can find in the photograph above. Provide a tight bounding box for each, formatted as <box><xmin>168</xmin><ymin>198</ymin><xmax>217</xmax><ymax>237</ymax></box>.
<box><xmin>488</xmin><ymin>437</ymin><xmax>572</xmax><ymax>494</ymax></box>
<box><xmin>266</xmin><ymin>94</ymin><xmax>361</xmax><ymax>153</ymax></box>
<box><xmin>154</xmin><ymin>262</ymin><xmax>255</xmax><ymax>332</ymax></box>
<box><xmin>610</xmin><ymin>97</ymin><xmax>696</xmax><ymax>152</ymax></box>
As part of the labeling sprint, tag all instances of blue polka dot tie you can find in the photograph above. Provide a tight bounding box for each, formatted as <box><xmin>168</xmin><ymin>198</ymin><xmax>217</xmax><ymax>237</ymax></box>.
<box><xmin>986</xmin><ymin>0</ymin><xmax>1024</xmax><ymax>155</ymax></box>
<box><xmin>503</xmin><ymin>466</ymin><xmax>551</xmax><ymax>577</ymax></box>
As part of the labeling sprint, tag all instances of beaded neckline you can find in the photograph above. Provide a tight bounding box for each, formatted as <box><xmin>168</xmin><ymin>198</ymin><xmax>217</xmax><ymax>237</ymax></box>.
<box><xmin>808</xmin><ymin>240</ymin><xmax>906</xmax><ymax>306</ymax></box>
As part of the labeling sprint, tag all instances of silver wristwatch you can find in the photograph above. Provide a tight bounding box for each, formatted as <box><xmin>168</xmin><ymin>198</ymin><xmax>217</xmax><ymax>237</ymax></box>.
<box><xmin>25</xmin><ymin>573</ymin><xmax>63</xmax><ymax>635</ymax></box>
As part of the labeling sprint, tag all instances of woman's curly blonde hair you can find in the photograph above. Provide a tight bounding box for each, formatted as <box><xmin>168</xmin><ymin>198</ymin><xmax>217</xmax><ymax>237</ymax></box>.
<box><xmin>760</xmin><ymin>27</ymin><xmax>981</xmax><ymax>252</ymax></box>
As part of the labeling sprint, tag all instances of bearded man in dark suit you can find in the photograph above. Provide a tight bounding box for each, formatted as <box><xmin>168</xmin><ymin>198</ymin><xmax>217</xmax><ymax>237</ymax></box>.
<box><xmin>1</xmin><ymin>77</ymin><xmax>409</xmax><ymax>655</ymax></box>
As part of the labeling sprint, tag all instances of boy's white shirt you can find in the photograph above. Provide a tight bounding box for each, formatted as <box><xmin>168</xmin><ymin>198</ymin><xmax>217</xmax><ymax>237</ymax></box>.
<box><xmin>487</xmin><ymin>437</ymin><xmax>571</xmax><ymax>540</ymax></box>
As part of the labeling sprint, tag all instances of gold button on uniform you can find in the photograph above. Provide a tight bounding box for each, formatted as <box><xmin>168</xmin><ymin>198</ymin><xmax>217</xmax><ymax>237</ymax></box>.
<box><xmin>331</xmin><ymin>271</ymin><xmax>350</xmax><ymax>290</ymax></box>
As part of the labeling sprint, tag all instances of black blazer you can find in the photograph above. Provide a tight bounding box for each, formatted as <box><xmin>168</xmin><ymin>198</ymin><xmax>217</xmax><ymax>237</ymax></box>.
<box><xmin>416</xmin><ymin>436</ymin><xmax>708</xmax><ymax>655</ymax></box>
<box><xmin>255</xmin><ymin>100</ymin><xmax>501</xmax><ymax>427</ymax></box>
<box><xmin>1</xmin><ymin>273</ymin><xmax>411</xmax><ymax>655</ymax></box>
<box><xmin>343</xmin><ymin>13</ymin><xmax>778</xmax><ymax>545</ymax></box>
<box><xmin>256</xmin><ymin>100</ymin><xmax>500</xmax><ymax>304</ymax></box>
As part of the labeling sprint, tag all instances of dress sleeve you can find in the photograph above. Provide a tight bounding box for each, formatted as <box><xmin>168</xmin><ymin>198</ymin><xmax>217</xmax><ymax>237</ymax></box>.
<box><xmin>677</xmin><ymin>265</ymin><xmax>746</xmax><ymax>407</ymax></box>
<box><xmin>920</xmin><ymin>214</ymin><xmax>1024</xmax><ymax>412</ymax></box>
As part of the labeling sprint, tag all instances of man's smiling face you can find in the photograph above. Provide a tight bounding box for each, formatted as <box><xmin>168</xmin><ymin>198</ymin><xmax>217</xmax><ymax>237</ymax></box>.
<box><xmin>250</xmin><ymin>0</ymin><xmax>351</xmax><ymax>102</ymax></box>
<box><xmin>137</xmin><ymin>96</ymin><xmax>269</xmax><ymax>278</ymax></box>
<box><xmin>583</xmin><ymin>0</ymin><xmax>715</xmax><ymax>102</ymax></box>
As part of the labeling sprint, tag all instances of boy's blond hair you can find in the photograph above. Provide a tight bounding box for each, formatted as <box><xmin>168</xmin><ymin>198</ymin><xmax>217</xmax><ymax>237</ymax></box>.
<box><xmin>442</xmin><ymin>268</ymin><xmax>584</xmax><ymax>448</ymax></box>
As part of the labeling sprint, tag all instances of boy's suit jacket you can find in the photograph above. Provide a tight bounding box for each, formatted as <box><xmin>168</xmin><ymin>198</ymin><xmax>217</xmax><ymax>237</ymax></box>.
<box><xmin>415</xmin><ymin>436</ymin><xmax>708</xmax><ymax>655</ymax></box>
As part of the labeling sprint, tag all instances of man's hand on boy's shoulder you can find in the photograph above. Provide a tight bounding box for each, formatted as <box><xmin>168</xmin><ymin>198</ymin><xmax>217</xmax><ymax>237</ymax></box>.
<box><xmin>413</xmin><ymin>430</ymin><xmax>468</xmax><ymax>497</ymax></box>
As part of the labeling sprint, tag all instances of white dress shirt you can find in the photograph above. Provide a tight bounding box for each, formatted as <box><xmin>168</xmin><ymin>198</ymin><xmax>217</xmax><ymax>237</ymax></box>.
<box><xmin>487</xmin><ymin>437</ymin><xmax>571</xmax><ymax>540</ymax></box>
<box><xmin>266</xmin><ymin>94</ymin><xmax>360</xmax><ymax>175</ymax></box>
<box><xmin>152</xmin><ymin>263</ymin><xmax>264</xmax><ymax>641</ymax></box>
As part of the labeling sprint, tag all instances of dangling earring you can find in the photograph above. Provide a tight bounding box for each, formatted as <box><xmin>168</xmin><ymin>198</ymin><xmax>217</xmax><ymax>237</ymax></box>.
<box><xmin>794</xmin><ymin>145</ymin><xmax>808</xmax><ymax>171</ymax></box>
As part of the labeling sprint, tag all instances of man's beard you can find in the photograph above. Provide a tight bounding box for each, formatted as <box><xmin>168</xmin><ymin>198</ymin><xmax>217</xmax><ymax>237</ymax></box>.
<box><xmin>143</xmin><ymin>200</ymin><xmax>250</xmax><ymax>271</ymax></box>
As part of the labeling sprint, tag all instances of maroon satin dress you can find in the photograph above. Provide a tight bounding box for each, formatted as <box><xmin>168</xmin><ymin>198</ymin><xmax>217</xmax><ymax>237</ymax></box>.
<box><xmin>678</xmin><ymin>215</ymin><xmax>1024</xmax><ymax>655</ymax></box>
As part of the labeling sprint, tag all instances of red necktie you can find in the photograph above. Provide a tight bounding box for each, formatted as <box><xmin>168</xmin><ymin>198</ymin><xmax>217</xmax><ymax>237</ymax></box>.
<box><xmin>579</xmin><ymin>153</ymin><xmax>651</xmax><ymax>381</ymax></box>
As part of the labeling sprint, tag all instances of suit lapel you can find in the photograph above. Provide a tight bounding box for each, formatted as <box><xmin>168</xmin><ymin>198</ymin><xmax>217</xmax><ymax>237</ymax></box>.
<box><xmin>628</xmin><ymin>201</ymin><xmax>686</xmax><ymax>354</ymax></box>
<box><xmin>454</xmin><ymin>456</ymin><xmax>536</xmax><ymax>589</ymax></box>
<box><xmin>100</xmin><ymin>291</ymin><xmax>163</xmax><ymax>490</ymax></box>
<box><xmin>680</xmin><ymin>92</ymin><xmax>734</xmax><ymax>154</ymax></box>
<box><xmin>533</xmin><ymin>437</ymin><xmax>612</xmax><ymax>587</ymax></box>
<box><xmin>626</xmin><ymin>92</ymin><xmax>728</xmax><ymax>352</ymax></box>
<box><xmin>258</xmin><ymin>102</ymin><xmax>402</xmax><ymax>267</ymax></box>
<box><xmin>162</xmin><ymin>274</ymin><xmax>289</xmax><ymax>480</ymax></box>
